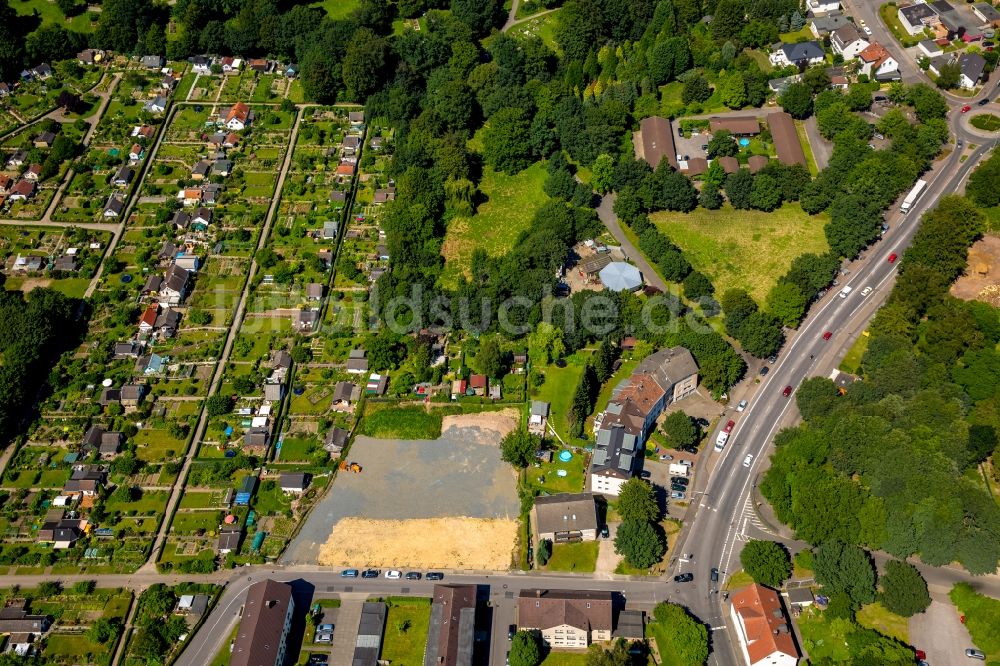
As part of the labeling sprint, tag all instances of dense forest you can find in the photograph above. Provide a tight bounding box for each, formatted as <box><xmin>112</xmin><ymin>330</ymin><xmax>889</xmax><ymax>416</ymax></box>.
<box><xmin>762</xmin><ymin>195</ymin><xmax>1000</xmax><ymax>574</ymax></box>
<box><xmin>0</xmin><ymin>283</ymin><xmax>82</xmax><ymax>444</ymax></box>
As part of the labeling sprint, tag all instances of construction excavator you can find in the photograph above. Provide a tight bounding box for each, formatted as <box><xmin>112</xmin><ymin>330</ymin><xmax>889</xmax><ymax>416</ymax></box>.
<box><xmin>338</xmin><ymin>460</ymin><xmax>362</xmax><ymax>473</ymax></box>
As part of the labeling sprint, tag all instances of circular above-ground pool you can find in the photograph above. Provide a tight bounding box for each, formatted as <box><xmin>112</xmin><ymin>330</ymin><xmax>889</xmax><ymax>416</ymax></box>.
<box><xmin>739</xmin><ymin>138</ymin><xmax>751</xmax><ymax>147</ymax></box>
<box><xmin>559</xmin><ymin>450</ymin><xmax>573</xmax><ymax>462</ymax></box>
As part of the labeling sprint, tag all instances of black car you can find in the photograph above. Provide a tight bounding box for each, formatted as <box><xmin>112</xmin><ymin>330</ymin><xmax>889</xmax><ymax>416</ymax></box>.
<box><xmin>426</xmin><ymin>572</ymin><xmax>444</xmax><ymax>580</ymax></box>
<box><xmin>681</xmin><ymin>445</ymin><xmax>699</xmax><ymax>454</ymax></box>
<box><xmin>405</xmin><ymin>572</ymin><xmax>422</xmax><ymax>580</ymax></box>
<box><xmin>674</xmin><ymin>573</ymin><xmax>694</xmax><ymax>583</ymax></box>
<box><xmin>308</xmin><ymin>655</ymin><xmax>329</xmax><ymax>665</ymax></box>
<box><xmin>710</xmin><ymin>568</ymin><xmax>720</xmax><ymax>582</ymax></box>
<box><xmin>508</xmin><ymin>624</ymin><xmax>517</xmax><ymax>640</ymax></box>
<box><xmin>671</xmin><ymin>475</ymin><xmax>689</xmax><ymax>483</ymax></box>
<box><xmin>600</xmin><ymin>525</ymin><xmax>610</xmax><ymax>538</ymax></box>
<box><xmin>670</xmin><ymin>485</ymin><xmax>687</xmax><ymax>493</ymax></box>
<box><xmin>361</xmin><ymin>569</ymin><xmax>380</xmax><ymax>578</ymax></box>
<box><xmin>696</xmin><ymin>417</ymin><xmax>710</xmax><ymax>428</ymax></box>
<box><xmin>639</xmin><ymin>470</ymin><xmax>652</xmax><ymax>479</ymax></box>
<box><xmin>759</xmin><ymin>366</ymin><xmax>770</xmax><ymax>376</ymax></box>
<box><xmin>979</xmin><ymin>98</ymin><xmax>991</xmax><ymax>106</ymax></box>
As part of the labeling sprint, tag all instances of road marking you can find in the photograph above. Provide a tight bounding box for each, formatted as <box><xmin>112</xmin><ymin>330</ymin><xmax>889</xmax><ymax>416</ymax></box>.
<box><xmin>710</xmin><ymin>625</ymin><xmax>728</xmax><ymax>631</ymax></box>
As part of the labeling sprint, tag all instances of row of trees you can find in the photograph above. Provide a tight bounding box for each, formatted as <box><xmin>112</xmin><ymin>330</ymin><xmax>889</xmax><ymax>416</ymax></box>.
<box><xmin>614</xmin><ymin>478</ymin><xmax>666</xmax><ymax>569</ymax></box>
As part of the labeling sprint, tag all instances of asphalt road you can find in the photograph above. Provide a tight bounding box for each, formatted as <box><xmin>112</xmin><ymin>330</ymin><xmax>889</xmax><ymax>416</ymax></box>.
<box><xmin>175</xmin><ymin>570</ymin><xmax>674</xmax><ymax>666</ymax></box>
<box><xmin>668</xmin><ymin>121</ymin><xmax>997</xmax><ymax>665</ymax></box>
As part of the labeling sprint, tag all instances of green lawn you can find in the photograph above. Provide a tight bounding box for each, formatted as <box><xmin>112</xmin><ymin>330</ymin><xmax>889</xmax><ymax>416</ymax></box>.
<box><xmin>798</xmin><ymin>608</ymin><xmax>855</xmax><ymax>662</ymax></box>
<box><xmin>532</xmin><ymin>350</ymin><xmax>593</xmax><ymax>444</ymax></box>
<box><xmin>544</xmin><ymin>541</ymin><xmax>599</xmax><ymax>572</ymax></box>
<box><xmin>839</xmin><ymin>331</ymin><xmax>870</xmax><ymax>375</ymax></box>
<box><xmin>795</xmin><ymin>119</ymin><xmax>819</xmax><ymax>176</ymax></box>
<box><xmin>650</xmin><ymin>203</ymin><xmax>829</xmax><ymax>303</ymax></box>
<box><xmin>588</xmin><ymin>357</ymin><xmax>639</xmax><ymax>436</ymax></box>
<box><xmin>526</xmin><ymin>452</ymin><xmax>587</xmax><ymax>494</ymax></box>
<box><xmin>440</xmin><ymin>162</ymin><xmax>550</xmax><ymax>288</ymax></box>
<box><xmin>541</xmin><ymin>652</ymin><xmax>590</xmax><ymax>665</ymax></box>
<box><xmin>722</xmin><ymin>569</ymin><xmax>755</xmax><ymax>591</ymax></box>
<box><xmin>310</xmin><ymin>0</ymin><xmax>360</xmax><ymax>19</ymax></box>
<box><xmin>971</xmin><ymin>114</ymin><xmax>1000</xmax><ymax>132</ymax></box>
<box><xmin>14</xmin><ymin>0</ymin><xmax>95</xmax><ymax>32</ymax></box>
<box><xmin>358</xmin><ymin>405</ymin><xmax>443</xmax><ymax>440</ymax></box>
<box><xmin>380</xmin><ymin>599</ymin><xmax>431</xmax><ymax>666</ymax></box>
<box><xmin>880</xmin><ymin>3</ymin><xmax>924</xmax><ymax>47</ymax></box>
<box><xmin>856</xmin><ymin>602</ymin><xmax>909</xmax><ymax>644</ymax></box>
<box><xmin>779</xmin><ymin>27</ymin><xmax>815</xmax><ymax>42</ymax></box>
<box><xmin>45</xmin><ymin>633</ymin><xmax>109</xmax><ymax>662</ymax></box>
<box><xmin>950</xmin><ymin>583</ymin><xmax>1000</xmax><ymax>661</ymax></box>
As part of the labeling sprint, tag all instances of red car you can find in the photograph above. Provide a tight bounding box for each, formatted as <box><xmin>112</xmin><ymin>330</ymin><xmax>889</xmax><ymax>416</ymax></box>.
<box><xmin>888</xmin><ymin>253</ymin><xmax>898</xmax><ymax>263</ymax></box>
<box><xmin>724</xmin><ymin>419</ymin><xmax>735</xmax><ymax>433</ymax></box>
<box><xmin>782</xmin><ymin>385</ymin><xmax>793</xmax><ymax>397</ymax></box>
<box><xmin>822</xmin><ymin>331</ymin><xmax>832</xmax><ymax>340</ymax></box>
<box><xmin>962</xmin><ymin>105</ymin><xmax>972</xmax><ymax>113</ymax></box>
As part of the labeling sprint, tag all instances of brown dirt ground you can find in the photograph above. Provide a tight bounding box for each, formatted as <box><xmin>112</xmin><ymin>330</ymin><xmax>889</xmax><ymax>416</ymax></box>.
<box><xmin>951</xmin><ymin>235</ymin><xmax>1000</xmax><ymax>304</ymax></box>
<box><xmin>16</xmin><ymin>278</ymin><xmax>53</xmax><ymax>292</ymax></box>
<box><xmin>318</xmin><ymin>516</ymin><xmax>518</xmax><ymax>570</ymax></box>
<box><xmin>440</xmin><ymin>408</ymin><xmax>519</xmax><ymax>437</ymax></box>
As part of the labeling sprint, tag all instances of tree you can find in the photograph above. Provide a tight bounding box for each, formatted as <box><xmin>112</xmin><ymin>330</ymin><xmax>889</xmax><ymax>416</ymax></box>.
<box><xmin>661</xmin><ymin>411</ymin><xmax>698</xmax><ymax>449</ymax></box>
<box><xmin>767</xmin><ymin>282</ymin><xmax>807</xmax><ymax>328</ymax></box>
<box><xmin>592</xmin><ymin>154</ymin><xmax>615</xmax><ymax>194</ymax></box>
<box><xmin>750</xmin><ymin>174</ymin><xmax>782</xmax><ymax>212</ymax></box>
<box><xmin>451</xmin><ymin>0</ymin><xmax>501</xmax><ymax>36</ymax></box>
<box><xmin>724</xmin><ymin>169</ymin><xmax>754</xmax><ymax>209</ymax></box>
<box><xmin>879</xmin><ymin>560</ymin><xmax>930</xmax><ymax>617</ymax></box>
<box><xmin>617</xmin><ymin>478</ymin><xmax>659</xmax><ymax>523</ymax></box>
<box><xmin>815</xmin><ymin>541</ymin><xmax>876</xmax><ymax>607</ymax></box>
<box><xmin>509</xmin><ymin>630</ymin><xmax>542</xmax><ymax>666</ymax></box>
<box><xmin>395</xmin><ymin>617</ymin><xmax>411</xmax><ymax>634</ymax></box>
<box><xmin>205</xmin><ymin>394</ymin><xmax>232</xmax><ymax>417</ymax></box>
<box><xmin>790</xmin><ymin>10</ymin><xmax>804</xmax><ymax>30</ymax></box>
<box><xmin>682</xmin><ymin>75</ymin><xmax>712</xmax><ymax>105</ymax></box>
<box><xmin>476</xmin><ymin>336</ymin><xmax>505</xmax><ymax>378</ymax></box>
<box><xmin>87</xmin><ymin>618</ymin><xmax>121</xmax><ymax>643</ymax></box>
<box><xmin>650</xmin><ymin>603</ymin><xmax>709</xmax><ymax>666</ymax></box>
<box><xmin>586</xmin><ymin>640</ymin><xmax>633</xmax><ymax>666</ymax></box>
<box><xmin>740</xmin><ymin>311</ymin><xmax>784</xmax><ymax>358</ymax></box>
<box><xmin>740</xmin><ymin>540</ymin><xmax>792</xmax><ymax>587</ymax></box>
<box><xmin>482</xmin><ymin>107</ymin><xmax>534</xmax><ymax>174</ymax></box>
<box><xmin>935</xmin><ymin>62</ymin><xmax>961</xmax><ymax>89</ymax></box>
<box><xmin>719</xmin><ymin>71</ymin><xmax>747</xmax><ymax>109</ymax></box>
<box><xmin>699</xmin><ymin>187</ymin><xmax>723</xmax><ymax>210</ymax></box>
<box><xmin>342</xmin><ymin>28</ymin><xmax>389</xmax><ymax>101</ymax></box>
<box><xmin>366</xmin><ymin>329</ymin><xmax>406</xmax><ymax>370</ymax></box>
<box><xmin>536</xmin><ymin>538</ymin><xmax>551</xmax><ymax>565</ymax></box>
<box><xmin>779</xmin><ymin>82</ymin><xmax>814</xmax><ymax>119</ymax></box>
<box><xmin>795</xmin><ymin>377</ymin><xmax>841</xmax><ymax>421</ymax></box>
<box><xmin>906</xmin><ymin>83</ymin><xmax>948</xmax><ymax>121</ymax></box>
<box><xmin>683</xmin><ymin>271</ymin><xmax>714</xmax><ymax>300</ymax></box>
<box><xmin>501</xmin><ymin>430</ymin><xmax>540</xmax><ymax>468</ymax></box>
<box><xmin>38</xmin><ymin>581</ymin><xmax>61</xmax><ymax>597</ymax></box>
<box><xmin>707</xmin><ymin>130</ymin><xmax>738</xmax><ymax>159</ymax></box>
<box><xmin>614</xmin><ymin>520</ymin><xmax>665</xmax><ymax>570</ymax></box>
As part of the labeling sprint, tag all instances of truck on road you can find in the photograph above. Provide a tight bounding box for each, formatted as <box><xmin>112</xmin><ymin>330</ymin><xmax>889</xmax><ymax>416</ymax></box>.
<box><xmin>900</xmin><ymin>179</ymin><xmax>927</xmax><ymax>214</ymax></box>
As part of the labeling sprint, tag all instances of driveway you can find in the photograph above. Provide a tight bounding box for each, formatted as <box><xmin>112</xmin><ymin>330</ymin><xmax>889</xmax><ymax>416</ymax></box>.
<box><xmin>595</xmin><ymin>523</ymin><xmax>619</xmax><ymax>577</ymax></box>
<box><xmin>909</xmin><ymin>600</ymin><xmax>975</xmax><ymax>666</ymax></box>
<box><xmin>595</xmin><ymin>194</ymin><xmax>668</xmax><ymax>291</ymax></box>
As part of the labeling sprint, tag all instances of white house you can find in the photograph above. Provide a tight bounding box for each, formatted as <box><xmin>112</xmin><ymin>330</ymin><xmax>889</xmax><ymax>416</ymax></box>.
<box><xmin>517</xmin><ymin>590</ymin><xmax>613</xmax><ymax>649</ymax></box>
<box><xmin>769</xmin><ymin>41</ymin><xmax>826</xmax><ymax>68</ymax></box>
<box><xmin>918</xmin><ymin>39</ymin><xmax>944</xmax><ymax>58</ymax></box>
<box><xmin>958</xmin><ymin>52</ymin><xmax>987</xmax><ymax>89</ymax></box>
<box><xmin>831</xmin><ymin>24</ymin><xmax>869</xmax><ymax>59</ymax></box>
<box><xmin>730</xmin><ymin>584</ymin><xmax>801</xmax><ymax>666</ymax></box>
<box><xmin>897</xmin><ymin>3</ymin><xmax>939</xmax><ymax>35</ymax></box>
<box><xmin>223</xmin><ymin>102</ymin><xmax>253</xmax><ymax>131</ymax></box>
<box><xmin>858</xmin><ymin>42</ymin><xmax>899</xmax><ymax>79</ymax></box>
<box><xmin>806</xmin><ymin>0</ymin><xmax>840</xmax><ymax>13</ymax></box>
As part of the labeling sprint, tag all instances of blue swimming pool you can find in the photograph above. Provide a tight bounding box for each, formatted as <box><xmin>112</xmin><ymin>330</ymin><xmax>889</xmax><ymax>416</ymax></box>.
<box><xmin>739</xmin><ymin>138</ymin><xmax>751</xmax><ymax>147</ymax></box>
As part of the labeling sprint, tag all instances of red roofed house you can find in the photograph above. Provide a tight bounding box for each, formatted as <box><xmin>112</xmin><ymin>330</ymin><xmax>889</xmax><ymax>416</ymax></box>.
<box><xmin>224</xmin><ymin>102</ymin><xmax>253</xmax><ymax>131</ymax></box>
<box><xmin>224</xmin><ymin>132</ymin><xmax>240</xmax><ymax>148</ymax></box>
<box><xmin>858</xmin><ymin>43</ymin><xmax>899</xmax><ymax>80</ymax></box>
<box><xmin>0</xmin><ymin>174</ymin><xmax>12</xmax><ymax>194</ymax></box>
<box><xmin>729</xmin><ymin>584</ymin><xmax>800</xmax><ymax>666</ymax></box>
<box><xmin>139</xmin><ymin>303</ymin><xmax>159</xmax><ymax>333</ymax></box>
<box><xmin>178</xmin><ymin>188</ymin><xmax>203</xmax><ymax>206</ymax></box>
<box><xmin>469</xmin><ymin>374</ymin><xmax>487</xmax><ymax>396</ymax></box>
<box><xmin>8</xmin><ymin>179</ymin><xmax>36</xmax><ymax>201</ymax></box>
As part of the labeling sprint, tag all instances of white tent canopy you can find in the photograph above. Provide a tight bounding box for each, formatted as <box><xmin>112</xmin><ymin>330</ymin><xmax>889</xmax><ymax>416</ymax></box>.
<box><xmin>599</xmin><ymin>261</ymin><xmax>643</xmax><ymax>291</ymax></box>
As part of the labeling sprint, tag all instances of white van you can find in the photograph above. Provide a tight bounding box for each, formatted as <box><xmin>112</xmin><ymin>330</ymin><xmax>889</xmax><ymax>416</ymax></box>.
<box><xmin>839</xmin><ymin>286</ymin><xmax>852</xmax><ymax>298</ymax></box>
<box><xmin>714</xmin><ymin>431</ymin><xmax>729</xmax><ymax>452</ymax></box>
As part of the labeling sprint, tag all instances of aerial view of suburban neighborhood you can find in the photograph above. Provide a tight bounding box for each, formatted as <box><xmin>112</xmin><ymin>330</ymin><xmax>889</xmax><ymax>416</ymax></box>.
<box><xmin>3</xmin><ymin>0</ymin><xmax>1000</xmax><ymax>664</ymax></box>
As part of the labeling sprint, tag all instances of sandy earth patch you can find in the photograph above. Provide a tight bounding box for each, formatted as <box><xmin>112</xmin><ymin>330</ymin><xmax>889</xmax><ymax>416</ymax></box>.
<box><xmin>952</xmin><ymin>235</ymin><xmax>1000</xmax><ymax>304</ymax></box>
<box><xmin>441</xmin><ymin>407</ymin><xmax>519</xmax><ymax>438</ymax></box>
<box><xmin>318</xmin><ymin>516</ymin><xmax>518</xmax><ymax>570</ymax></box>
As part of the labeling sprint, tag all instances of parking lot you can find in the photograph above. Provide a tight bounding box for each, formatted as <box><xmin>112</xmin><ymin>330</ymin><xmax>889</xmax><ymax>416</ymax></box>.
<box><xmin>676</xmin><ymin>128</ymin><xmax>711</xmax><ymax>161</ymax></box>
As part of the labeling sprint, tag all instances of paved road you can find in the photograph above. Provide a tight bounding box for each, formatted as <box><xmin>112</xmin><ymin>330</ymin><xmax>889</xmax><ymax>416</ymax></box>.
<box><xmin>595</xmin><ymin>193</ymin><xmax>668</xmax><ymax>291</ymax></box>
<box><xmin>176</xmin><ymin>569</ymin><xmax>674</xmax><ymax>666</ymax></box>
<box><xmin>144</xmin><ymin>106</ymin><xmax>305</xmax><ymax>569</ymax></box>
<box><xmin>668</xmin><ymin>114</ymin><xmax>996</xmax><ymax>665</ymax></box>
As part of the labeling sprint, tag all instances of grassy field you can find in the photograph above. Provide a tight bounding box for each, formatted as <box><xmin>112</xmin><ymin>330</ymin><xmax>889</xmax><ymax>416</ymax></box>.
<box><xmin>650</xmin><ymin>203</ymin><xmax>829</xmax><ymax>303</ymax></box>
<box><xmin>796</xmin><ymin>119</ymin><xmax>819</xmax><ymax>175</ymax></box>
<box><xmin>532</xmin><ymin>350</ymin><xmax>593</xmax><ymax>444</ymax></box>
<box><xmin>839</xmin><ymin>331</ymin><xmax>870</xmax><ymax>375</ymax></box>
<box><xmin>310</xmin><ymin>0</ymin><xmax>360</xmax><ymax>19</ymax></box>
<box><xmin>380</xmin><ymin>598</ymin><xmax>432</xmax><ymax>666</ymax></box>
<box><xmin>971</xmin><ymin>114</ymin><xmax>1000</xmax><ymax>132</ymax></box>
<box><xmin>856</xmin><ymin>602</ymin><xmax>909</xmax><ymax>643</ymax></box>
<box><xmin>440</xmin><ymin>162</ymin><xmax>550</xmax><ymax>288</ymax></box>
<box><xmin>358</xmin><ymin>405</ymin><xmax>443</xmax><ymax>440</ymax></box>
<box><xmin>541</xmin><ymin>652</ymin><xmax>590</xmax><ymax>665</ymax></box>
<box><xmin>545</xmin><ymin>541</ymin><xmax>599</xmax><ymax>572</ymax></box>
<box><xmin>14</xmin><ymin>0</ymin><xmax>95</xmax><ymax>32</ymax></box>
<box><xmin>798</xmin><ymin>608</ymin><xmax>855</xmax><ymax>662</ymax></box>
<box><xmin>950</xmin><ymin>583</ymin><xmax>1000</xmax><ymax>661</ymax></box>
<box><xmin>880</xmin><ymin>3</ymin><xmax>924</xmax><ymax>47</ymax></box>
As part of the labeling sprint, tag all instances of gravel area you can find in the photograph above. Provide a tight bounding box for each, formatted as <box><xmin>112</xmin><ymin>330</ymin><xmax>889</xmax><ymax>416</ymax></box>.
<box><xmin>909</xmin><ymin>600</ymin><xmax>975</xmax><ymax>666</ymax></box>
<box><xmin>282</xmin><ymin>421</ymin><xmax>520</xmax><ymax>565</ymax></box>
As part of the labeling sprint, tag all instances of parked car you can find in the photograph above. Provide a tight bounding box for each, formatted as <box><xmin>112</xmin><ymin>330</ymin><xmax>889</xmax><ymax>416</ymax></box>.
<box><xmin>405</xmin><ymin>572</ymin><xmax>422</xmax><ymax>580</ymax></box>
<box><xmin>782</xmin><ymin>385</ymin><xmax>792</xmax><ymax>397</ymax></box>
<box><xmin>696</xmin><ymin>417</ymin><xmax>710</xmax><ymax>427</ymax></box>
<box><xmin>681</xmin><ymin>445</ymin><xmax>699</xmax><ymax>454</ymax></box>
<box><xmin>341</xmin><ymin>569</ymin><xmax>359</xmax><ymax>578</ymax></box>
<box><xmin>736</xmin><ymin>400</ymin><xmax>747</xmax><ymax>412</ymax></box>
<box><xmin>426</xmin><ymin>572</ymin><xmax>444</xmax><ymax>580</ymax></box>
<box><xmin>710</xmin><ymin>568</ymin><xmax>719</xmax><ymax>582</ymax></box>
<box><xmin>671</xmin><ymin>491</ymin><xmax>686</xmax><ymax>499</ymax></box>
<box><xmin>385</xmin><ymin>570</ymin><xmax>402</xmax><ymax>579</ymax></box>
<box><xmin>759</xmin><ymin>366</ymin><xmax>769</xmax><ymax>376</ymax></box>
<box><xmin>508</xmin><ymin>625</ymin><xmax>516</xmax><ymax>640</ymax></box>
<box><xmin>314</xmin><ymin>631</ymin><xmax>332</xmax><ymax>643</ymax></box>
<box><xmin>307</xmin><ymin>655</ymin><xmax>329</xmax><ymax>665</ymax></box>
<box><xmin>600</xmin><ymin>525</ymin><xmax>610</xmax><ymax>538</ymax></box>
<box><xmin>680</xmin><ymin>459</ymin><xmax>694</xmax><ymax>467</ymax></box>
<box><xmin>362</xmin><ymin>569</ymin><xmax>380</xmax><ymax>578</ymax></box>
<box><xmin>743</xmin><ymin>454</ymin><xmax>754</xmax><ymax>467</ymax></box>
<box><xmin>823</xmin><ymin>331</ymin><xmax>832</xmax><ymax>341</ymax></box>
<box><xmin>674</xmin><ymin>573</ymin><xmax>694</xmax><ymax>582</ymax></box>
<box><xmin>659</xmin><ymin>454</ymin><xmax>673</xmax><ymax>460</ymax></box>
<box><xmin>767</xmin><ymin>355</ymin><xmax>777</xmax><ymax>363</ymax></box>
<box><xmin>640</xmin><ymin>470</ymin><xmax>652</xmax><ymax>479</ymax></box>
<box><xmin>724</xmin><ymin>419</ymin><xmax>735</xmax><ymax>433</ymax></box>
<box><xmin>671</xmin><ymin>476</ymin><xmax>689</xmax><ymax>485</ymax></box>
<box><xmin>966</xmin><ymin>649</ymin><xmax>986</xmax><ymax>660</ymax></box>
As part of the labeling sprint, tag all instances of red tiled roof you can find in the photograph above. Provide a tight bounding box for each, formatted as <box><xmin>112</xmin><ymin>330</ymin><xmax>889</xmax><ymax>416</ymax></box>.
<box><xmin>731</xmin><ymin>584</ymin><xmax>799</xmax><ymax>665</ymax></box>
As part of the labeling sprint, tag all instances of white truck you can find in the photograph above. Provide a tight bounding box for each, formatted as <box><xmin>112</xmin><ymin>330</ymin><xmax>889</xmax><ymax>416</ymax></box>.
<box><xmin>900</xmin><ymin>179</ymin><xmax>927</xmax><ymax>214</ymax></box>
<box><xmin>839</xmin><ymin>286</ymin><xmax>852</xmax><ymax>298</ymax></box>
<box><xmin>669</xmin><ymin>463</ymin><xmax>689</xmax><ymax>477</ymax></box>
<box><xmin>714</xmin><ymin>431</ymin><xmax>729</xmax><ymax>452</ymax></box>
